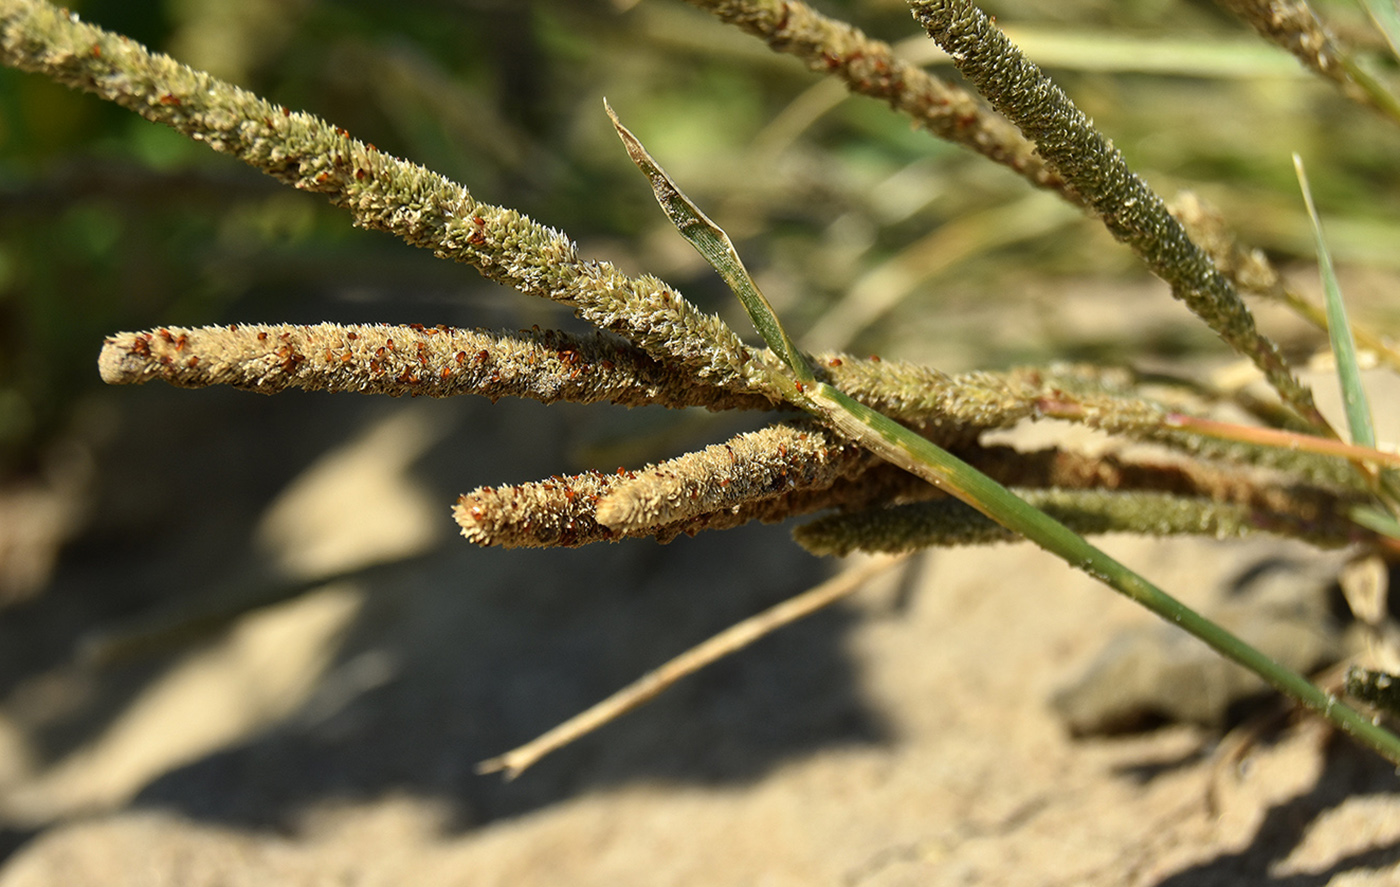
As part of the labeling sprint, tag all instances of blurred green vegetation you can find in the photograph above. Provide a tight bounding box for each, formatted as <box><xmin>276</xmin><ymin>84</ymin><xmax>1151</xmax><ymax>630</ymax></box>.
<box><xmin>1</xmin><ymin>0</ymin><xmax>1397</xmax><ymax>477</ymax></box>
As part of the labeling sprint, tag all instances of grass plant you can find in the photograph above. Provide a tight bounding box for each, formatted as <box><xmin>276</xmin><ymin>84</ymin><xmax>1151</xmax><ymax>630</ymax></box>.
<box><xmin>3</xmin><ymin>0</ymin><xmax>1400</xmax><ymax>776</ymax></box>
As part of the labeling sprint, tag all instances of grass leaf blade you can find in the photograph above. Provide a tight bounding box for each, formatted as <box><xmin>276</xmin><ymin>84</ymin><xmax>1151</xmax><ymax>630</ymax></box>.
<box><xmin>1294</xmin><ymin>153</ymin><xmax>1375</xmax><ymax>448</ymax></box>
<box><xmin>1349</xmin><ymin>504</ymin><xmax>1400</xmax><ymax>540</ymax></box>
<box><xmin>1359</xmin><ymin>0</ymin><xmax>1400</xmax><ymax>60</ymax></box>
<box><xmin>605</xmin><ymin>100</ymin><xmax>815</xmax><ymax>383</ymax></box>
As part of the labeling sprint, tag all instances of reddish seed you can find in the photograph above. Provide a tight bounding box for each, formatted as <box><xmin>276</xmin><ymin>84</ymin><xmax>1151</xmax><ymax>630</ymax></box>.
<box><xmin>475</xmin><ymin>350</ymin><xmax>489</xmax><ymax>364</ymax></box>
<box><xmin>870</xmin><ymin>354</ymin><xmax>881</xmax><ymax>362</ymax></box>
<box><xmin>601</xmin><ymin>360</ymin><xmax>614</xmax><ymax>370</ymax></box>
<box><xmin>355</xmin><ymin>169</ymin><xmax>366</xmax><ymax>181</ymax></box>
<box><xmin>158</xmin><ymin>328</ymin><xmax>173</xmax><ymax>343</ymax></box>
<box><xmin>159</xmin><ymin>356</ymin><xmax>172</xmax><ymax>366</ymax></box>
<box><xmin>282</xmin><ymin>107</ymin><xmax>291</xmax><ymax>117</ymax></box>
<box><xmin>347</xmin><ymin>331</ymin><xmax>358</xmax><ymax>340</ymax></box>
<box><xmin>186</xmin><ymin>356</ymin><xmax>199</xmax><ymax>368</ymax></box>
<box><xmin>131</xmin><ymin>338</ymin><xmax>150</xmax><ymax>357</ymax></box>
<box><xmin>91</xmin><ymin>44</ymin><xmax>101</xmax><ymax>58</ymax></box>
<box><xmin>174</xmin><ymin>334</ymin><xmax>188</xmax><ymax>351</ymax></box>
<box><xmin>456</xmin><ymin>351</ymin><xmax>467</xmax><ymax>365</ymax></box>
<box><xmin>375</xmin><ymin>347</ymin><xmax>386</xmax><ymax>358</ymax></box>
<box><xmin>386</xmin><ymin>339</ymin><xmax>395</xmax><ymax>349</ymax></box>
<box><xmin>340</xmin><ymin>353</ymin><xmax>353</xmax><ymax>364</ymax></box>
<box><xmin>440</xmin><ymin>368</ymin><xmax>451</xmax><ymax>379</ymax></box>
<box><xmin>828</xmin><ymin>357</ymin><xmax>843</xmax><ymax>367</ymax></box>
<box><xmin>228</xmin><ymin>323</ymin><xmax>239</xmax><ymax>331</ymax></box>
<box><xmin>159</xmin><ymin>93</ymin><xmax>180</xmax><ymax>106</ymax></box>
<box><xmin>409</xmin><ymin>323</ymin><xmax>425</xmax><ymax>331</ymax></box>
<box><xmin>257</xmin><ymin>331</ymin><xmax>268</xmax><ymax>341</ymax></box>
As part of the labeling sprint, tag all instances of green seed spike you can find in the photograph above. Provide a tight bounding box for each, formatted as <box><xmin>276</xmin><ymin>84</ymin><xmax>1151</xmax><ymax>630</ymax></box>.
<box><xmin>908</xmin><ymin>0</ymin><xmax>1328</xmax><ymax>433</ymax></box>
<box><xmin>605</xmin><ymin>99</ymin><xmax>816</xmax><ymax>385</ymax></box>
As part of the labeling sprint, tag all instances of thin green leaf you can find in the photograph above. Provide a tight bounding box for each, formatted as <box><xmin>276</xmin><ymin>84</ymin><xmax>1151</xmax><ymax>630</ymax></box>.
<box><xmin>604</xmin><ymin>99</ymin><xmax>815</xmax><ymax>384</ymax></box>
<box><xmin>1349</xmin><ymin>504</ymin><xmax>1400</xmax><ymax>540</ymax></box>
<box><xmin>803</xmin><ymin>380</ymin><xmax>1400</xmax><ymax>763</ymax></box>
<box><xmin>1295</xmin><ymin>153</ymin><xmax>1375</xmax><ymax>449</ymax></box>
<box><xmin>1359</xmin><ymin>0</ymin><xmax>1400</xmax><ymax>61</ymax></box>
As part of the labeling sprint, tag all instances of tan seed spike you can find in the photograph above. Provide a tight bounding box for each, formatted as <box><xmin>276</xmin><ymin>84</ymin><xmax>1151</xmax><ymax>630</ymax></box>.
<box><xmin>98</xmin><ymin>323</ymin><xmax>777</xmax><ymax>411</ymax></box>
<box><xmin>595</xmin><ymin>422</ymin><xmax>865</xmax><ymax>533</ymax></box>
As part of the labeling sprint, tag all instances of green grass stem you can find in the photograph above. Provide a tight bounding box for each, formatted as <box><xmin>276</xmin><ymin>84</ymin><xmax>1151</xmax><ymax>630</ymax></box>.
<box><xmin>613</xmin><ymin>107</ymin><xmax>1400</xmax><ymax>767</ymax></box>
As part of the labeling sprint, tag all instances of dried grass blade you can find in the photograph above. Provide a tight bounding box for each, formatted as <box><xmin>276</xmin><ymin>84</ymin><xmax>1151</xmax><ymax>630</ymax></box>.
<box><xmin>476</xmin><ymin>553</ymin><xmax>908</xmax><ymax>778</ymax></box>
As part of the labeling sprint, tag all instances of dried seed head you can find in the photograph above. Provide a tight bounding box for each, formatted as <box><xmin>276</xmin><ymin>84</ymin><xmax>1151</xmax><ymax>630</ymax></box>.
<box><xmin>595</xmin><ymin>422</ymin><xmax>866</xmax><ymax>532</ymax></box>
<box><xmin>98</xmin><ymin>322</ymin><xmax>777</xmax><ymax>411</ymax></box>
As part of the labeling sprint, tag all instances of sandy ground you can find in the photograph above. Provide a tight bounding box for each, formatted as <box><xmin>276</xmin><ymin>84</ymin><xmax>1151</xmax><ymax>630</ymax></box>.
<box><xmin>1</xmin><ymin>342</ymin><xmax>1399</xmax><ymax>885</ymax></box>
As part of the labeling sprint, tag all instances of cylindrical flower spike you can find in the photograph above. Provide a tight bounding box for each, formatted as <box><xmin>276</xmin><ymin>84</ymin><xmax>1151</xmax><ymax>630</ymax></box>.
<box><xmin>98</xmin><ymin>323</ymin><xmax>776</xmax><ymax>411</ymax></box>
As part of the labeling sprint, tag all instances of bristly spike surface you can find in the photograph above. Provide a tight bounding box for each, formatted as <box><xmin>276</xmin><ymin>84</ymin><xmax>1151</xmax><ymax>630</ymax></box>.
<box><xmin>907</xmin><ymin>0</ymin><xmax>1328</xmax><ymax>433</ymax></box>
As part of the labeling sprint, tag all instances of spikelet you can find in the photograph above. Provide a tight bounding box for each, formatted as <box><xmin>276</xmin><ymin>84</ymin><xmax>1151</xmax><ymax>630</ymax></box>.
<box><xmin>793</xmin><ymin>487</ymin><xmax>1360</xmax><ymax>556</ymax></box>
<box><xmin>908</xmin><ymin>0</ymin><xmax>1324</xmax><ymax>431</ymax></box>
<box><xmin>98</xmin><ymin>323</ymin><xmax>776</xmax><ymax>411</ymax></box>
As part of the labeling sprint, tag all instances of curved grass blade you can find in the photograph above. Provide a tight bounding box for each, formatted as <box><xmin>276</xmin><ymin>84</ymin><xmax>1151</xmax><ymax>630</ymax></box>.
<box><xmin>604</xmin><ymin>99</ymin><xmax>814</xmax><ymax>384</ymax></box>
